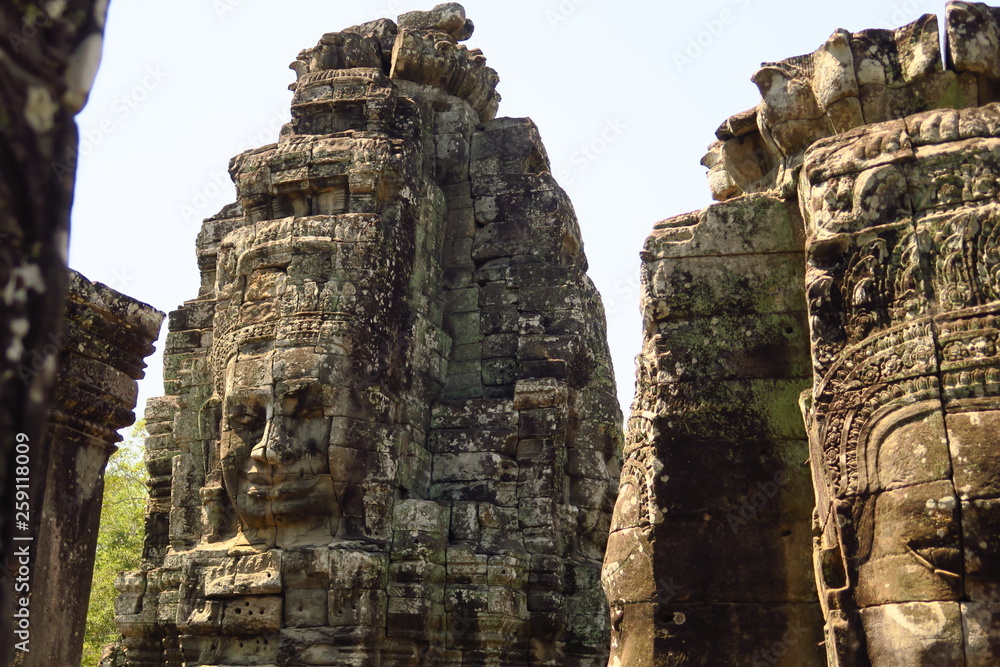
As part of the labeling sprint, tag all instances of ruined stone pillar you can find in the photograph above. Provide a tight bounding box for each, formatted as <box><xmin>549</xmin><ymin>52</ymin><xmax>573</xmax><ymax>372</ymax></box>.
<box><xmin>603</xmin><ymin>188</ymin><xmax>822</xmax><ymax>667</ymax></box>
<box><xmin>18</xmin><ymin>271</ymin><xmax>163</xmax><ymax>667</ymax></box>
<box><xmin>116</xmin><ymin>4</ymin><xmax>621</xmax><ymax>665</ymax></box>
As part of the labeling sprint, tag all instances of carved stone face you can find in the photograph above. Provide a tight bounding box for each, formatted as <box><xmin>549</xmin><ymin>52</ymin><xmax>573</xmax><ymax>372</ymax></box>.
<box><xmin>220</xmin><ymin>347</ymin><xmax>340</xmax><ymax>546</ymax></box>
<box><xmin>802</xmin><ymin>106</ymin><xmax>1000</xmax><ymax>663</ymax></box>
<box><xmin>847</xmin><ymin>405</ymin><xmax>964</xmax><ymax>662</ymax></box>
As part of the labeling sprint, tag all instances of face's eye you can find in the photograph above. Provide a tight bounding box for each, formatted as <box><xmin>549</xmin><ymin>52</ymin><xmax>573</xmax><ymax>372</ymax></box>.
<box><xmin>225</xmin><ymin>403</ymin><xmax>266</xmax><ymax>442</ymax></box>
<box><xmin>278</xmin><ymin>382</ymin><xmax>324</xmax><ymax>420</ymax></box>
<box><xmin>229</xmin><ymin>411</ymin><xmax>261</xmax><ymax>429</ymax></box>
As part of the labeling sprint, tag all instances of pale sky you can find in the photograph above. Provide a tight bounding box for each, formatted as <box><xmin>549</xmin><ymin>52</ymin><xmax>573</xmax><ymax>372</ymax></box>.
<box><xmin>66</xmin><ymin>0</ymin><xmax>948</xmax><ymax>421</ymax></box>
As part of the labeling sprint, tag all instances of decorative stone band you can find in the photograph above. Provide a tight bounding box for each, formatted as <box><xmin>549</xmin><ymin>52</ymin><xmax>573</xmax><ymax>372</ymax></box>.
<box><xmin>229</xmin><ymin>134</ymin><xmax>400</xmax><ymax>223</ymax></box>
<box><xmin>802</xmin><ymin>105</ymin><xmax>1000</xmax><ymax>376</ymax></box>
<box><xmin>799</xmin><ymin>107</ymin><xmax>1000</xmax><ymax>243</ymax></box>
<box><xmin>290</xmin><ymin>65</ymin><xmax>392</xmax><ymax>94</ymax></box>
<box><xmin>812</xmin><ymin>304</ymin><xmax>1000</xmax><ymax>498</ymax></box>
<box><xmin>289</xmin><ymin>68</ymin><xmax>397</xmax><ymax>137</ymax></box>
<box><xmin>937</xmin><ymin>303</ymin><xmax>1000</xmax><ymax>400</ymax></box>
<box><xmin>814</xmin><ymin>319</ymin><xmax>937</xmax><ymax>407</ymax></box>
<box><xmin>211</xmin><ymin>214</ymin><xmax>383</xmax><ymax>390</ymax></box>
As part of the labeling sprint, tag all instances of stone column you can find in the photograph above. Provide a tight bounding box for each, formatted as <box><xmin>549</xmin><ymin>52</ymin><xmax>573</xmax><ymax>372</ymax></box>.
<box><xmin>19</xmin><ymin>271</ymin><xmax>163</xmax><ymax>667</ymax></box>
<box><xmin>604</xmin><ymin>194</ymin><xmax>823</xmax><ymax>666</ymax></box>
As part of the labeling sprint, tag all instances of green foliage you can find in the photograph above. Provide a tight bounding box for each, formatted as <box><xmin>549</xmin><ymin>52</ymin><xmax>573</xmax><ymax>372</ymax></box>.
<box><xmin>81</xmin><ymin>421</ymin><xmax>148</xmax><ymax>666</ymax></box>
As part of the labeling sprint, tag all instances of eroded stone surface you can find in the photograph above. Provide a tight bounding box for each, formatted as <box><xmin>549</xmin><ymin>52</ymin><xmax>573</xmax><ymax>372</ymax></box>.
<box><xmin>25</xmin><ymin>272</ymin><xmax>163</xmax><ymax>667</ymax></box>
<box><xmin>704</xmin><ymin>3</ymin><xmax>1000</xmax><ymax>203</ymax></box>
<box><xmin>802</xmin><ymin>102</ymin><xmax>1000</xmax><ymax>666</ymax></box>
<box><xmin>613</xmin><ymin>4</ymin><xmax>1000</xmax><ymax>666</ymax></box>
<box><xmin>116</xmin><ymin>5</ymin><xmax>620</xmax><ymax>665</ymax></box>
<box><xmin>604</xmin><ymin>195</ymin><xmax>824</xmax><ymax>666</ymax></box>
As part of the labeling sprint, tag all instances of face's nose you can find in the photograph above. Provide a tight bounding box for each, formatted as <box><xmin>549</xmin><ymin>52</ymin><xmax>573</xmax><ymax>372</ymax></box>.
<box><xmin>250</xmin><ymin>414</ymin><xmax>296</xmax><ymax>466</ymax></box>
<box><xmin>249</xmin><ymin>420</ymin><xmax>271</xmax><ymax>465</ymax></box>
<box><xmin>244</xmin><ymin>383</ymin><xmax>331</xmax><ymax>472</ymax></box>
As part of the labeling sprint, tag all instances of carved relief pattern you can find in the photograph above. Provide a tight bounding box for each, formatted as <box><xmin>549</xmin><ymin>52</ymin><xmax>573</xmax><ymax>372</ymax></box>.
<box><xmin>803</xmin><ymin>102</ymin><xmax>1000</xmax><ymax>664</ymax></box>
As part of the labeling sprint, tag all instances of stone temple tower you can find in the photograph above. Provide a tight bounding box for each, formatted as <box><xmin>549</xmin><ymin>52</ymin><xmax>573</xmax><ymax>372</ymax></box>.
<box><xmin>114</xmin><ymin>4</ymin><xmax>621</xmax><ymax>666</ymax></box>
<box><xmin>606</xmin><ymin>2</ymin><xmax>1000</xmax><ymax>665</ymax></box>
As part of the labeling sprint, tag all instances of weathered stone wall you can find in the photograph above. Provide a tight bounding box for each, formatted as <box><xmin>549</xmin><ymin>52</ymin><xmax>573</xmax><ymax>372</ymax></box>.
<box><xmin>609</xmin><ymin>2</ymin><xmax>1000</xmax><ymax>665</ymax></box>
<box><xmin>604</xmin><ymin>196</ymin><xmax>822</xmax><ymax>666</ymax></box>
<box><xmin>118</xmin><ymin>5</ymin><xmax>621</xmax><ymax>665</ymax></box>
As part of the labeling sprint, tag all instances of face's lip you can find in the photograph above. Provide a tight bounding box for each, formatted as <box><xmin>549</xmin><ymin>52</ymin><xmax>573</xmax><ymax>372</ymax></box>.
<box><xmin>244</xmin><ymin>471</ymin><xmax>272</xmax><ymax>486</ymax></box>
<box><xmin>244</xmin><ymin>474</ymin><xmax>323</xmax><ymax>500</ymax></box>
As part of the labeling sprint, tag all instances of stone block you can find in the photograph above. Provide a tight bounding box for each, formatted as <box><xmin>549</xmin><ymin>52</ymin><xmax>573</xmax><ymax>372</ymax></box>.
<box><xmin>860</xmin><ymin>602</ymin><xmax>964</xmax><ymax>665</ymax></box>
<box><xmin>519</xmin><ymin>408</ymin><xmax>566</xmax><ymax>438</ymax></box>
<box><xmin>428</xmin><ymin>427</ymin><xmax>518</xmax><ymax>456</ymax></box>
<box><xmin>285</xmin><ymin>588</ymin><xmax>329</xmax><ymax>628</ymax></box>
<box><xmin>204</xmin><ymin>551</ymin><xmax>283</xmax><ymax>597</ymax></box>
<box><xmin>480</xmin><ymin>305</ymin><xmax>519</xmax><ymax>334</ymax></box>
<box><xmin>390</xmin><ymin>560</ymin><xmax>447</xmax><ymax>585</ymax></box>
<box><xmin>514</xmin><ymin>377</ymin><xmax>568</xmax><ymax>410</ymax></box>
<box><xmin>329</xmin><ymin>550</ymin><xmax>388</xmax><ymax>590</ymax></box>
<box><xmin>482</xmin><ymin>357</ymin><xmax>517</xmax><ymax>386</ymax></box>
<box><xmin>432</xmin><ymin>451</ymin><xmax>515</xmax><ymax>483</ymax></box>
<box><xmin>449</xmin><ymin>501</ymin><xmax>480</xmax><ymax>541</ymax></box>
<box><xmin>219</xmin><ymin>596</ymin><xmax>283</xmax><ymax>634</ymax></box>
<box><xmin>482</xmin><ymin>332</ymin><xmax>518</xmax><ymax>358</ymax></box>
<box><xmin>328</xmin><ymin>588</ymin><xmax>388</xmax><ymax>628</ymax></box>
<box><xmin>391</xmin><ymin>529</ymin><xmax>447</xmax><ymax>564</ymax></box>
<box><xmin>651</xmin><ymin>312</ymin><xmax>811</xmax><ymax>382</ymax></box>
<box><xmin>652</xmin><ymin>378</ymin><xmax>810</xmax><ymax>442</ymax></box>
<box><xmin>392</xmin><ymin>499</ymin><xmax>450</xmax><ymax>534</ymax></box>
<box><xmin>430</xmin><ymin>399</ymin><xmax>518</xmax><ymax>429</ymax></box>
<box><xmin>945</xmin><ymin>409</ymin><xmax>1000</xmax><ymax>500</ymax></box>
<box><xmin>644</xmin><ymin>252</ymin><xmax>806</xmax><ymax>323</ymax></box>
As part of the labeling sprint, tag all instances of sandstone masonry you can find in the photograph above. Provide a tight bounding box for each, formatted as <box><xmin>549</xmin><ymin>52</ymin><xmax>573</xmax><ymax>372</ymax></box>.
<box><xmin>607</xmin><ymin>2</ymin><xmax>1000</xmax><ymax>665</ymax></box>
<box><xmin>115</xmin><ymin>5</ymin><xmax>621</xmax><ymax>666</ymax></box>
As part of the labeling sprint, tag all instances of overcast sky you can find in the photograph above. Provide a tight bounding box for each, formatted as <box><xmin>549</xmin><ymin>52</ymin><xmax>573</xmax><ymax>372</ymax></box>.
<box><xmin>66</xmin><ymin>0</ymin><xmax>948</xmax><ymax>420</ymax></box>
